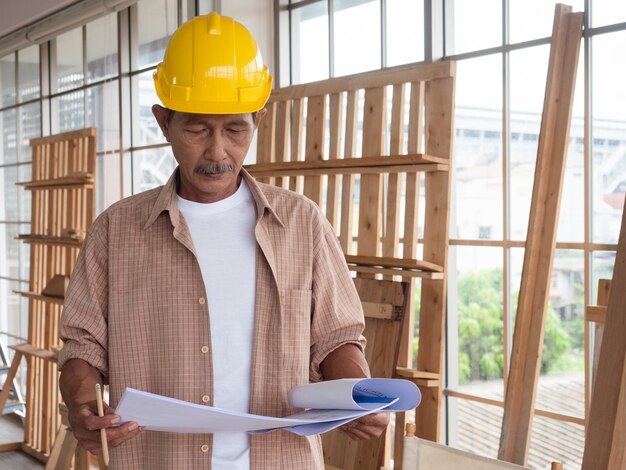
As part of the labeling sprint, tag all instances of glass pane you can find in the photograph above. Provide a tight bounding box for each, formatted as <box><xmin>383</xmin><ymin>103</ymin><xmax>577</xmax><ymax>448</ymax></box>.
<box><xmin>333</xmin><ymin>0</ymin><xmax>381</xmax><ymax>77</ymax></box>
<box><xmin>454</xmin><ymin>54</ymin><xmax>503</xmax><ymax>240</ymax></box>
<box><xmin>593</xmin><ymin>0</ymin><xmax>626</xmax><ymax>27</ymax></box>
<box><xmin>528</xmin><ymin>415</ymin><xmax>584</xmax><ymax>469</ymax></box>
<box><xmin>132</xmin><ymin>147</ymin><xmax>176</xmax><ymax>194</ymax></box>
<box><xmin>1</xmin><ymin>165</ymin><xmax>18</xmax><ymax>220</ymax></box>
<box><xmin>290</xmin><ymin>2</ymin><xmax>329</xmax><ymax>84</ymax></box>
<box><xmin>56</xmin><ymin>90</ymin><xmax>85</xmax><ymax>132</ymax></box>
<box><xmin>56</xmin><ymin>27</ymin><xmax>84</xmax><ymax>92</ymax></box>
<box><xmin>0</xmin><ymin>53</ymin><xmax>16</xmax><ymax>107</ymax></box>
<box><xmin>18</xmin><ymin>45</ymin><xmax>40</xmax><ymax>101</ymax></box>
<box><xmin>19</xmin><ymin>102</ymin><xmax>41</xmax><ymax>162</ymax></box>
<box><xmin>557</xmin><ymin>57</ymin><xmax>584</xmax><ymax>243</ymax></box>
<box><xmin>86</xmin><ymin>81</ymin><xmax>120</xmax><ymax>152</ymax></box>
<box><xmin>96</xmin><ymin>154</ymin><xmax>121</xmax><ymax>214</ymax></box>
<box><xmin>0</xmin><ymin>223</ymin><xmax>20</xmax><ymax>278</ymax></box>
<box><xmin>447</xmin><ymin>0</ymin><xmax>501</xmax><ymax>55</ymax></box>
<box><xmin>0</xmin><ymin>108</ymin><xmax>17</xmax><ymax>164</ymax></box>
<box><xmin>86</xmin><ymin>13</ymin><xmax>118</xmax><ymax>83</ymax></box>
<box><xmin>450</xmin><ymin>246</ymin><xmax>504</xmax><ymax>396</ymax></box>
<box><xmin>197</xmin><ymin>0</ymin><xmax>215</xmax><ymax>14</ymax></box>
<box><xmin>132</xmin><ymin>71</ymin><xmax>167</xmax><ymax>146</ymax></box>
<box><xmin>509</xmin><ymin>0</ymin><xmax>584</xmax><ymax>44</ymax></box>
<box><xmin>592</xmin><ymin>32</ymin><xmax>626</xmax><ymax>244</ymax></box>
<box><xmin>537</xmin><ymin>250</ymin><xmax>584</xmax><ymax>416</ymax></box>
<box><xmin>134</xmin><ymin>0</ymin><xmax>177</xmax><ymax>70</ymax></box>
<box><xmin>509</xmin><ymin>45</ymin><xmax>549</xmax><ymax>241</ymax></box>
<box><xmin>386</xmin><ymin>0</ymin><xmax>424</xmax><ymax>67</ymax></box>
<box><xmin>448</xmin><ymin>397</ymin><xmax>503</xmax><ymax>458</ymax></box>
<box><xmin>591</xmin><ymin>251</ymin><xmax>615</xmax><ymax>304</ymax></box>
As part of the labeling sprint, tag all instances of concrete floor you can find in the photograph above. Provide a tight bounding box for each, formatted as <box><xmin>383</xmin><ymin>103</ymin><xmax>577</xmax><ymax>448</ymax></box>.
<box><xmin>0</xmin><ymin>414</ymin><xmax>44</xmax><ymax>469</ymax></box>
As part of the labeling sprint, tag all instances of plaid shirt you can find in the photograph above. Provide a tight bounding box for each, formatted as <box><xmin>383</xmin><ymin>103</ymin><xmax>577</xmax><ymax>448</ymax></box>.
<box><xmin>58</xmin><ymin>169</ymin><xmax>366</xmax><ymax>469</ymax></box>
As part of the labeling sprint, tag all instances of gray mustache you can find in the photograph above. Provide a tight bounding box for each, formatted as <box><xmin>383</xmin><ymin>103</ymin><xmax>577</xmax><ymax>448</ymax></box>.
<box><xmin>195</xmin><ymin>163</ymin><xmax>234</xmax><ymax>175</ymax></box>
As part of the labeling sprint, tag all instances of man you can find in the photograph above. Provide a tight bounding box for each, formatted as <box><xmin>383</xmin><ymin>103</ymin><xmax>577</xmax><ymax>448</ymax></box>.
<box><xmin>59</xmin><ymin>11</ymin><xmax>387</xmax><ymax>469</ymax></box>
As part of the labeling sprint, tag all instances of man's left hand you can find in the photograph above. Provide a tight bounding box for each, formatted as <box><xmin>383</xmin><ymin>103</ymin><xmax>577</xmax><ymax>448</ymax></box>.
<box><xmin>339</xmin><ymin>412</ymin><xmax>390</xmax><ymax>440</ymax></box>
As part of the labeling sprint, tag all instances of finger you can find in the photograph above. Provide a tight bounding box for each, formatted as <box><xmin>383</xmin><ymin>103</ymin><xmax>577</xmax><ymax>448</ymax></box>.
<box><xmin>84</xmin><ymin>414</ymin><xmax>121</xmax><ymax>432</ymax></box>
<box><xmin>107</xmin><ymin>422</ymin><xmax>142</xmax><ymax>447</ymax></box>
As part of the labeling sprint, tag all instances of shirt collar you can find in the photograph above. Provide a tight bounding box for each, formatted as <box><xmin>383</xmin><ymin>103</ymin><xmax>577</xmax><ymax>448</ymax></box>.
<box><xmin>143</xmin><ymin>168</ymin><xmax>284</xmax><ymax>230</ymax></box>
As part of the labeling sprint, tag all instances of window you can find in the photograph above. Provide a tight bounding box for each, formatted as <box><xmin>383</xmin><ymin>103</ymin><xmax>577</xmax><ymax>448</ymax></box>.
<box><xmin>283</xmin><ymin>1</ymin><xmax>622</xmax><ymax>467</ymax></box>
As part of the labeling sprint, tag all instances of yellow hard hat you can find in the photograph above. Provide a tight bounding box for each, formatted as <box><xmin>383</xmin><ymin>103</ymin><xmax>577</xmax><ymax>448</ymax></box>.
<box><xmin>153</xmin><ymin>12</ymin><xmax>272</xmax><ymax>114</ymax></box>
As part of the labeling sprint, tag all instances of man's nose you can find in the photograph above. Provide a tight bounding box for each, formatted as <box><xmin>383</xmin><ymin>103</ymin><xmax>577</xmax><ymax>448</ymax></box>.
<box><xmin>203</xmin><ymin>132</ymin><xmax>227</xmax><ymax>159</ymax></box>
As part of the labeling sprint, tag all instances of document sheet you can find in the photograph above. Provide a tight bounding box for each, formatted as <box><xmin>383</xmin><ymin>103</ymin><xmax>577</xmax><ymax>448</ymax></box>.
<box><xmin>115</xmin><ymin>378</ymin><xmax>421</xmax><ymax>436</ymax></box>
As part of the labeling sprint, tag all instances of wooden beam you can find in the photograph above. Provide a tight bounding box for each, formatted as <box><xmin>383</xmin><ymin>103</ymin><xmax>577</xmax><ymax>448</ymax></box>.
<box><xmin>498</xmin><ymin>4</ymin><xmax>583</xmax><ymax>465</ymax></box>
<box><xmin>582</xmin><ymin>211</ymin><xmax>626</xmax><ymax>469</ymax></box>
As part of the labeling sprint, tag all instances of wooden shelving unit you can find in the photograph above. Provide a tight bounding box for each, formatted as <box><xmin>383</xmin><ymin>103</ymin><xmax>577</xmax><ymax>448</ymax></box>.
<box><xmin>0</xmin><ymin>128</ymin><xmax>97</xmax><ymax>463</ymax></box>
<box><xmin>251</xmin><ymin>60</ymin><xmax>455</xmax><ymax>468</ymax></box>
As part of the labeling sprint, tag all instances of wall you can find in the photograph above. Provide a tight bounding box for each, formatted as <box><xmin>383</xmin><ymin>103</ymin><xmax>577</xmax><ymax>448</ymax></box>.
<box><xmin>0</xmin><ymin>0</ymin><xmax>78</xmax><ymax>38</ymax></box>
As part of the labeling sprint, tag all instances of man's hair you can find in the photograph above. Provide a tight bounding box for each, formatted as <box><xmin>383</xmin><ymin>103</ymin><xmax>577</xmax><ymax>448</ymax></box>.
<box><xmin>166</xmin><ymin>109</ymin><xmax>257</xmax><ymax>124</ymax></box>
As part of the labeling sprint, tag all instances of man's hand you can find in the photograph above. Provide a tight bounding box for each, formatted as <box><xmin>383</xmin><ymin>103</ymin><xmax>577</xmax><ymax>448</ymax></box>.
<box><xmin>340</xmin><ymin>413</ymin><xmax>390</xmax><ymax>440</ymax></box>
<box><xmin>60</xmin><ymin>359</ymin><xmax>142</xmax><ymax>455</ymax></box>
<box><xmin>67</xmin><ymin>399</ymin><xmax>142</xmax><ymax>454</ymax></box>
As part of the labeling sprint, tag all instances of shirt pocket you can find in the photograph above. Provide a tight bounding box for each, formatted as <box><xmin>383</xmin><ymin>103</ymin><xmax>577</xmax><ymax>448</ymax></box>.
<box><xmin>279</xmin><ymin>289</ymin><xmax>312</xmax><ymax>378</ymax></box>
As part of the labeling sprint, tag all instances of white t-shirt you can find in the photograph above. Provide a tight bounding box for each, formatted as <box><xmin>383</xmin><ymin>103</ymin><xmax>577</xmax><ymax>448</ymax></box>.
<box><xmin>177</xmin><ymin>180</ymin><xmax>257</xmax><ymax>469</ymax></box>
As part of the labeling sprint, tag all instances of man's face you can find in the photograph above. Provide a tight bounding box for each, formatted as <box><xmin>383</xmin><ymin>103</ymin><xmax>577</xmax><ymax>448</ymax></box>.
<box><xmin>152</xmin><ymin>105</ymin><xmax>264</xmax><ymax>203</ymax></box>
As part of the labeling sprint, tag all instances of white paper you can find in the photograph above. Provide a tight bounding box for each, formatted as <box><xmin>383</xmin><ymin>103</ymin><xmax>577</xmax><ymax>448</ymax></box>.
<box><xmin>115</xmin><ymin>378</ymin><xmax>421</xmax><ymax>436</ymax></box>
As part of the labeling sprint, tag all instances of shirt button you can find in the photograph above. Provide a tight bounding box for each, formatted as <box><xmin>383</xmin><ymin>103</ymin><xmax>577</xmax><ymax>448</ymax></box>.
<box><xmin>198</xmin><ymin>297</ymin><xmax>206</xmax><ymax>305</ymax></box>
<box><xmin>202</xmin><ymin>395</ymin><xmax>210</xmax><ymax>403</ymax></box>
<box><xmin>201</xmin><ymin>346</ymin><xmax>209</xmax><ymax>354</ymax></box>
<box><xmin>201</xmin><ymin>444</ymin><xmax>209</xmax><ymax>453</ymax></box>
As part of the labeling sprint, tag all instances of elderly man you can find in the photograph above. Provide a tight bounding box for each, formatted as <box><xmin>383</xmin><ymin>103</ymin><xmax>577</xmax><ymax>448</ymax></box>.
<box><xmin>58</xmin><ymin>11</ymin><xmax>387</xmax><ymax>469</ymax></box>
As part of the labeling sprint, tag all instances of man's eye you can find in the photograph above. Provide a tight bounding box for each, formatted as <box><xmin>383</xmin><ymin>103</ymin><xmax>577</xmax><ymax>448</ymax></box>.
<box><xmin>227</xmin><ymin>128</ymin><xmax>242</xmax><ymax>133</ymax></box>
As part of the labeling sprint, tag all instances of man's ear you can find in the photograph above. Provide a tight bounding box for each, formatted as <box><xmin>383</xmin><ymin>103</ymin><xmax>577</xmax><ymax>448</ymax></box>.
<box><xmin>254</xmin><ymin>108</ymin><xmax>267</xmax><ymax>129</ymax></box>
<box><xmin>152</xmin><ymin>104</ymin><xmax>171</xmax><ymax>142</ymax></box>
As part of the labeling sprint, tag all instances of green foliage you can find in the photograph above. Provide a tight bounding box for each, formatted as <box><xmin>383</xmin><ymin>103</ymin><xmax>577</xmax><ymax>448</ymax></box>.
<box><xmin>457</xmin><ymin>269</ymin><xmax>504</xmax><ymax>384</ymax></box>
<box><xmin>456</xmin><ymin>268</ymin><xmax>576</xmax><ymax>385</ymax></box>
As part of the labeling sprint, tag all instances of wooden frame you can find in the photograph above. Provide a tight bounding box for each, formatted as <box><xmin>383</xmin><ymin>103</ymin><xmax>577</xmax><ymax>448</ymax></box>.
<box><xmin>582</xmin><ymin>207</ymin><xmax>626</xmax><ymax>469</ymax></box>
<box><xmin>498</xmin><ymin>4</ymin><xmax>583</xmax><ymax>465</ymax></box>
<box><xmin>0</xmin><ymin>128</ymin><xmax>97</xmax><ymax>462</ymax></box>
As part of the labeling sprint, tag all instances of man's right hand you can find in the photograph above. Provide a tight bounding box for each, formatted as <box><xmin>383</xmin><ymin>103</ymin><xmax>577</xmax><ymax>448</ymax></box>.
<box><xmin>67</xmin><ymin>399</ymin><xmax>142</xmax><ymax>454</ymax></box>
<box><xmin>60</xmin><ymin>358</ymin><xmax>142</xmax><ymax>455</ymax></box>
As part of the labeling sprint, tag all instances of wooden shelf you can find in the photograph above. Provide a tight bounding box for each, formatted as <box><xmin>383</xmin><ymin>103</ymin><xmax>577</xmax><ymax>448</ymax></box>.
<box><xmin>345</xmin><ymin>254</ymin><xmax>444</xmax><ymax>279</ymax></box>
<box><xmin>245</xmin><ymin>154</ymin><xmax>448</xmax><ymax>178</ymax></box>
<box><xmin>16</xmin><ymin>235</ymin><xmax>82</xmax><ymax>247</ymax></box>
<box><xmin>16</xmin><ymin>174</ymin><xmax>94</xmax><ymax>190</ymax></box>
<box><xmin>14</xmin><ymin>291</ymin><xmax>64</xmax><ymax>305</ymax></box>
<box><xmin>9</xmin><ymin>343</ymin><xmax>58</xmax><ymax>362</ymax></box>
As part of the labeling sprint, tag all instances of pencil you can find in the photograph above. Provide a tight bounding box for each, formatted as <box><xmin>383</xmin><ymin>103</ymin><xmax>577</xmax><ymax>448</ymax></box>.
<box><xmin>95</xmin><ymin>383</ymin><xmax>109</xmax><ymax>466</ymax></box>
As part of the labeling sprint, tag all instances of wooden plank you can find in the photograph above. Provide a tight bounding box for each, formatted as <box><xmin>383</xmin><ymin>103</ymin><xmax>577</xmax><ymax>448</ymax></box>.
<box><xmin>339</xmin><ymin>90</ymin><xmax>358</xmax><ymax>253</ymax></box>
<box><xmin>499</xmin><ymin>5</ymin><xmax>583</xmax><ymax>465</ymax></box>
<box><xmin>0</xmin><ymin>351</ymin><xmax>23</xmax><ymax>416</ymax></box>
<box><xmin>303</xmin><ymin>95</ymin><xmax>326</xmax><ymax>205</ymax></box>
<box><xmin>9</xmin><ymin>343</ymin><xmax>57</xmax><ymax>361</ymax></box>
<box><xmin>585</xmin><ymin>306</ymin><xmax>607</xmax><ymax>323</ymax></box>
<box><xmin>582</xmin><ymin>210</ymin><xmax>626</xmax><ymax>469</ymax></box>
<box><xmin>255</xmin><ymin>101</ymin><xmax>276</xmax><ymax>184</ymax></box>
<box><xmin>289</xmin><ymin>98</ymin><xmax>305</xmax><ymax>193</ymax></box>
<box><xmin>268</xmin><ymin>61</ymin><xmax>454</xmax><ymax>101</ymax></box>
<box><xmin>274</xmin><ymin>100</ymin><xmax>290</xmax><ymax>189</ymax></box>
<box><xmin>413</xmin><ymin>73</ymin><xmax>456</xmax><ymax>444</ymax></box>
<box><xmin>362</xmin><ymin>301</ymin><xmax>396</xmax><ymax>320</ymax></box>
<box><xmin>326</xmin><ymin>92</ymin><xmax>344</xmax><ymax>228</ymax></box>
<box><xmin>29</xmin><ymin>128</ymin><xmax>96</xmax><ymax>148</ymax></box>
<box><xmin>348</xmin><ymin>265</ymin><xmax>444</xmax><ymax>280</ymax></box>
<box><xmin>357</xmin><ymin>86</ymin><xmax>386</xmax><ymax>275</ymax></box>
<box><xmin>383</xmin><ymin>84</ymin><xmax>406</xmax><ymax>273</ymax></box>
<box><xmin>247</xmin><ymin>163</ymin><xmax>445</xmax><ymax>178</ymax></box>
